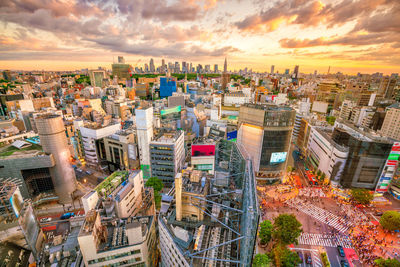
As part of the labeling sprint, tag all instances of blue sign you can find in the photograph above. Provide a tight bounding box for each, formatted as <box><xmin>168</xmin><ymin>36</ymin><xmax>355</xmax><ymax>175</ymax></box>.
<box><xmin>227</xmin><ymin>131</ymin><xmax>237</xmax><ymax>140</ymax></box>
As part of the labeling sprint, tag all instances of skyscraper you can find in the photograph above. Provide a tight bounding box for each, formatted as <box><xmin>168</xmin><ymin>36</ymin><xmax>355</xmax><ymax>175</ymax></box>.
<box><xmin>293</xmin><ymin>65</ymin><xmax>299</xmax><ymax>79</ymax></box>
<box><xmin>149</xmin><ymin>58</ymin><xmax>155</xmax><ymax>72</ymax></box>
<box><xmin>221</xmin><ymin>57</ymin><xmax>230</xmax><ymax>90</ymax></box>
<box><xmin>161</xmin><ymin>59</ymin><xmax>165</xmax><ymax>73</ymax></box>
<box><xmin>224</xmin><ymin>57</ymin><xmax>227</xmax><ymax>72</ymax></box>
<box><xmin>136</xmin><ymin>106</ymin><xmax>154</xmax><ymax>179</ymax></box>
<box><xmin>182</xmin><ymin>61</ymin><xmax>187</xmax><ymax>73</ymax></box>
<box><xmin>271</xmin><ymin>65</ymin><xmax>275</xmax><ymax>74</ymax></box>
<box><xmin>214</xmin><ymin>64</ymin><xmax>218</xmax><ymax>73</ymax></box>
<box><xmin>35</xmin><ymin>114</ymin><xmax>77</xmax><ymax>203</ymax></box>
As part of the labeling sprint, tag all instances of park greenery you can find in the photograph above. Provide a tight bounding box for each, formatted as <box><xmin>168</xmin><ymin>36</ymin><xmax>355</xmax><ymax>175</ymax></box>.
<box><xmin>374</xmin><ymin>257</ymin><xmax>400</xmax><ymax>267</ymax></box>
<box><xmin>350</xmin><ymin>188</ymin><xmax>374</xmax><ymax>205</ymax></box>
<box><xmin>379</xmin><ymin>211</ymin><xmax>400</xmax><ymax>231</ymax></box>
<box><xmin>145</xmin><ymin>176</ymin><xmax>163</xmax><ymax>209</ymax></box>
<box><xmin>255</xmin><ymin>214</ymin><xmax>303</xmax><ymax>267</ymax></box>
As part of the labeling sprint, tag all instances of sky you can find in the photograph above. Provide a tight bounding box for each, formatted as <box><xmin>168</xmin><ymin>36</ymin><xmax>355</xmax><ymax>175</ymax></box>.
<box><xmin>0</xmin><ymin>0</ymin><xmax>399</xmax><ymax>74</ymax></box>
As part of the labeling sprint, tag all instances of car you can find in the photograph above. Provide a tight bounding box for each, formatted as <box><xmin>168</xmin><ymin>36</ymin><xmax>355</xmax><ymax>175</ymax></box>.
<box><xmin>297</xmin><ymin>251</ymin><xmax>304</xmax><ymax>263</ymax></box>
<box><xmin>374</xmin><ymin>210</ymin><xmax>383</xmax><ymax>216</ymax></box>
<box><xmin>85</xmin><ymin>170</ymin><xmax>92</xmax><ymax>175</ymax></box>
<box><xmin>337</xmin><ymin>245</ymin><xmax>345</xmax><ymax>257</ymax></box>
<box><xmin>60</xmin><ymin>212</ymin><xmax>75</xmax><ymax>220</ymax></box>
<box><xmin>40</xmin><ymin>217</ymin><xmax>52</xmax><ymax>223</ymax></box>
<box><xmin>340</xmin><ymin>259</ymin><xmax>350</xmax><ymax>267</ymax></box>
<box><xmin>305</xmin><ymin>253</ymin><xmax>312</xmax><ymax>264</ymax></box>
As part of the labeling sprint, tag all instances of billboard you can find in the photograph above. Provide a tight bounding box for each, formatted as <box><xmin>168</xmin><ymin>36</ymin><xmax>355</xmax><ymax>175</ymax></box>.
<box><xmin>161</xmin><ymin>105</ymin><xmax>181</xmax><ymax>120</ymax></box>
<box><xmin>227</xmin><ymin>130</ymin><xmax>237</xmax><ymax>141</ymax></box>
<box><xmin>376</xmin><ymin>142</ymin><xmax>400</xmax><ymax>192</ymax></box>
<box><xmin>192</xmin><ymin>144</ymin><xmax>216</xmax><ymax>157</ymax></box>
<box><xmin>9</xmin><ymin>187</ymin><xmax>23</xmax><ymax>218</ymax></box>
<box><xmin>270</xmin><ymin>152</ymin><xmax>287</xmax><ymax>164</ymax></box>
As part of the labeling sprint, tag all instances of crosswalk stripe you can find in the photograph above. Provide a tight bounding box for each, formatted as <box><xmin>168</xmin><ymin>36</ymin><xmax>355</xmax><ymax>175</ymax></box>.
<box><xmin>297</xmin><ymin>232</ymin><xmax>353</xmax><ymax>248</ymax></box>
<box><xmin>286</xmin><ymin>198</ymin><xmax>353</xmax><ymax>233</ymax></box>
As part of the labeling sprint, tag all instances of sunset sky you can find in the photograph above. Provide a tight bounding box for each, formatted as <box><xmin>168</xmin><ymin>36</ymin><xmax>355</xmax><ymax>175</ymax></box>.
<box><xmin>0</xmin><ymin>0</ymin><xmax>399</xmax><ymax>74</ymax></box>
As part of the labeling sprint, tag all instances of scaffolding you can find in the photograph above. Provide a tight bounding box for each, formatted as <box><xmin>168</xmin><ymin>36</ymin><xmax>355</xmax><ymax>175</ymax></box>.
<box><xmin>182</xmin><ymin>140</ymin><xmax>260</xmax><ymax>266</ymax></box>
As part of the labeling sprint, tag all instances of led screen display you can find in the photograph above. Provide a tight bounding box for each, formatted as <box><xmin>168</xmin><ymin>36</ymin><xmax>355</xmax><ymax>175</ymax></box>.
<box><xmin>270</xmin><ymin>152</ymin><xmax>287</xmax><ymax>163</ymax></box>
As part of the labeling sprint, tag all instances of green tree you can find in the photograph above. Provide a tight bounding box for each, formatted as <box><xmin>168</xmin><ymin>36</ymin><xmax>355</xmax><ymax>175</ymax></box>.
<box><xmin>374</xmin><ymin>257</ymin><xmax>400</xmax><ymax>267</ymax></box>
<box><xmin>317</xmin><ymin>169</ymin><xmax>321</xmax><ymax>176</ymax></box>
<box><xmin>272</xmin><ymin>214</ymin><xmax>302</xmax><ymax>245</ymax></box>
<box><xmin>259</xmin><ymin>220</ymin><xmax>273</xmax><ymax>245</ymax></box>
<box><xmin>326</xmin><ymin>116</ymin><xmax>336</xmax><ymax>126</ymax></box>
<box><xmin>280</xmin><ymin>247</ymin><xmax>301</xmax><ymax>267</ymax></box>
<box><xmin>145</xmin><ymin>177</ymin><xmax>164</xmax><ymax>209</ymax></box>
<box><xmin>350</xmin><ymin>188</ymin><xmax>373</xmax><ymax>205</ymax></box>
<box><xmin>379</xmin><ymin>211</ymin><xmax>400</xmax><ymax>231</ymax></box>
<box><xmin>145</xmin><ymin>176</ymin><xmax>163</xmax><ymax>192</ymax></box>
<box><xmin>321</xmin><ymin>172</ymin><xmax>326</xmax><ymax>180</ymax></box>
<box><xmin>270</xmin><ymin>244</ymin><xmax>301</xmax><ymax>267</ymax></box>
<box><xmin>253</xmin><ymin>253</ymin><xmax>271</xmax><ymax>267</ymax></box>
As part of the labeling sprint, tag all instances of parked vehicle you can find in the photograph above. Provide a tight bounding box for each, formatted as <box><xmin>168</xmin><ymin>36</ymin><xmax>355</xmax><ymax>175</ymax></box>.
<box><xmin>337</xmin><ymin>245</ymin><xmax>345</xmax><ymax>257</ymax></box>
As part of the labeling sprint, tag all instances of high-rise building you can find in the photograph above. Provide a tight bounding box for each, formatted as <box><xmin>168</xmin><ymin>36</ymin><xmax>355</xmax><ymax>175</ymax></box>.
<box><xmin>135</xmin><ymin>106</ymin><xmax>154</xmax><ymax>179</ymax></box>
<box><xmin>205</xmin><ymin>64</ymin><xmax>211</xmax><ymax>73</ymax></box>
<box><xmin>223</xmin><ymin>57</ymin><xmax>227</xmax><ymax>72</ymax></box>
<box><xmin>159</xmin><ymin>77</ymin><xmax>177</xmax><ymax>98</ymax></box>
<box><xmin>150</xmin><ymin>130</ymin><xmax>185</xmax><ymax>187</ymax></box>
<box><xmin>149</xmin><ymin>58</ymin><xmax>155</xmax><ymax>72</ymax></box>
<box><xmin>161</xmin><ymin>59</ymin><xmax>165</xmax><ymax>73</ymax></box>
<box><xmin>331</xmin><ymin>120</ymin><xmax>393</xmax><ymax>189</ymax></box>
<box><xmin>379</xmin><ymin>103</ymin><xmax>400</xmax><ymax>140</ymax></box>
<box><xmin>270</xmin><ymin>65</ymin><xmax>275</xmax><ymax>74</ymax></box>
<box><xmin>221</xmin><ymin>57</ymin><xmax>230</xmax><ymax>90</ymax></box>
<box><xmin>174</xmin><ymin>61</ymin><xmax>180</xmax><ymax>73</ymax></box>
<box><xmin>35</xmin><ymin>114</ymin><xmax>77</xmax><ymax>203</ymax></box>
<box><xmin>112</xmin><ymin>56</ymin><xmax>132</xmax><ymax>80</ymax></box>
<box><xmin>293</xmin><ymin>65</ymin><xmax>299</xmax><ymax>79</ymax></box>
<box><xmin>182</xmin><ymin>61</ymin><xmax>187</xmax><ymax>73</ymax></box>
<box><xmin>89</xmin><ymin>69</ymin><xmax>106</xmax><ymax>87</ymax></box>
<box><xmin>237</xmin><ymin>104</ymin><xmax>295</xmax><ymax>182</ymax></box>
<box><xmin>214</xmin><ymin>64</ymin><xmax>218</xmax><ymax>73</ymax></box>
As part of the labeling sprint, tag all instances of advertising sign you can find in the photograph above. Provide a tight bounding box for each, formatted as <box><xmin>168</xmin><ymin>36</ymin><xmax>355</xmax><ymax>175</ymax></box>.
<box><xmin>192</xmin><ymin>144</ymin><xmax>216</xmax><ymax>157</ymax></box>
<box><xmin>227</xmin><ymin>130</ymin><xmax>237</xmax><ymax>141</ymax></box>
<box><xmin>270</xmin><ymin>152</ymin><xmax>287</xmax><ymax>164</ymax></box>
<box><xmin>376</xmin><ymin>142</ymin><xmax>400</xmax><ymax>192</ymax></box>
<box><xmin>9</xmin><ymin>187</ymin><xmax>23</xmax><ymax>218</ymax></box>
<box><xmin>161</xmin><ymin>105</ymin><xmax>181</xmax><ymax>120</ymax></box>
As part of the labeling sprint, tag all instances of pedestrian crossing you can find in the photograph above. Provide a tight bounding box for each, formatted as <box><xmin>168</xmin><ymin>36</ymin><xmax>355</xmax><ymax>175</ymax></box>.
<box><xmin>286</xmin><ymin>198</ymin><xmax>353</xmax><ymax>233</ymax></box>
<box><xmin>298</xmin><ymin>233</ymin><xmax>353</xmax><ymax>248</ymax></box>
<box><xmin>311</xmin><ymin>249</ymin><xmax>322</xmax><ymax>267</ymax></box>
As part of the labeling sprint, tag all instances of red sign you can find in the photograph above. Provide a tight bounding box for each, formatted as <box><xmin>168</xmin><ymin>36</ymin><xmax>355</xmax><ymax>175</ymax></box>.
<box><xmin>192</xmin><ymin>145</ymin><xmax>215</xmax><ymax>157</ymax></box>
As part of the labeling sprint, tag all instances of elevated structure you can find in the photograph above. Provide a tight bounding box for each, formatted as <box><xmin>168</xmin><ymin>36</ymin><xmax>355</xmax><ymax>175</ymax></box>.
<box><xmin>159</xmin><ymin>140</ymin><xmax>259</xmax><ymax>266</ymax></box>
<box><xmin>35</xmin><ymin>114</ymin><xmax>76</xmax><ymax>203</ymax></box>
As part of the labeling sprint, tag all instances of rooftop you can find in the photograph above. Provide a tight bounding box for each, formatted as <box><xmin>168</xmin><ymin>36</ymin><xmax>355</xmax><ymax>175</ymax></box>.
<box><xmin>0</xmin><ymin>143</ymin><xmax>43</xmax><ymax>158</ymax></box>
<box><xmin>152</xmin><ymin>130</ymin><xmax>183</xmax><ymax>144</ymax></box>
<box><xmin>242</xmin><ymin>103</ymin><xmax>294</xmax><ymax>111</ymax></box>
<box><xmin>94</xmin><ymin>171</ymin><xmax>130</xmax><ymax>198</ymax></box>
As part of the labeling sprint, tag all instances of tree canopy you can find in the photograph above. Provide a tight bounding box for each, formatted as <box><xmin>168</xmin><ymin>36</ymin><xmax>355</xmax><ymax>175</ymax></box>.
<box><xmin>253</xmin><ymin>253</ymin><xmax>271</xmax><ymax>267</ymax></box>
<box><xmin>270</xmin><ymin>244</ymin><xmax>301</xmax><ymax>267</ymax></box>
<box><xmin>259</xmin><ymin>220</ymin><xmax>273</xmax><ymax>245</ymax></box>
<box><xmin>145</xmin><ymin>176</ymin><xmax>163</xmax><ymax>192</ymax></box>
<box><xmin>272</xmin><ymin>214</ymin><xmax>302</xmax><ymax>245</ymax></box>
<box><xmin>374</xmin><ymin>257</ymin><xmax>400</xmax><ymax>267</ymax></box>
<box><xmin>350</xmin><ymin>188</ymin><xmax>373</xmax><ymax>205</ymax></box>
<box><xmin>379</xmin><ymin>211</ymin><xmax>400</xmax><ymax>231</ymax></box>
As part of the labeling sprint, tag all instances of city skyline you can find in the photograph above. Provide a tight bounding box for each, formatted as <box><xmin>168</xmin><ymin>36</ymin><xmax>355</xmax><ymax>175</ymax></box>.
<box><xmin>0</xmin><ymin>0</ymin><xmax>399</xmax><ymax>74</ymax></box>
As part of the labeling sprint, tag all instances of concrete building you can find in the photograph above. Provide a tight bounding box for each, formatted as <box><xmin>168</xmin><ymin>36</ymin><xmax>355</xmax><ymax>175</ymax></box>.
<box><xmin>135</xmin><ymin>106</ymin><xmax>154</xmax><ymax>179</ymax></box>
<box><xmin>78</xmin><ymin>211</ymin><xmax>157</xmax><ymax>267</ymax></box>
<box><xmin>223</xmin><ymin>92</ymin><xmax>250</xmax><ymax>107</ymax></box>
<box><xmin>35</xmin><ymin>114</ymin><xmax>76</xmax><ymax>203</ymax></box>
<box><xmin>89</xmin><ymin>69</ymin><xmax>107</xmax><ymax>88</ymax></box>
<box><xmin>237</xmin><ymin>104</ymin><xmax>295</xmax><ymax>182</ymax></box>
<box><xmin>379</xmin><ymin>103</ymin><xmax>400</xmax><ymax>140</ymax></box>
<box><xmin>79</xmin><ymin>122</ymin><xmax>121</xmax><ymax>168</ymax></box>
<box><xmin>339</xmin><ymin>99</ymin><xmax>357</xmax><ymax>121</ymax></box>
<box><xmin>306</xmin><ymin>126</ymin><xmax>349</xmax><ymax>186</ymax></box>
<box><xmin>191</xmin><ymin>142</ymin><xmax>216</xmax><ymax>174</ymax></box>
<box><xmin>103</xmin><ymin>130</ymin><xmax>139</xmax><ymax>172</ymax></box>
<box><xmin>82</xmin><ymin>170</ymin><xmax>155</xmax><ymax>218</ymax></box>
<box><xmin>333</xmin><ymin>120</ymin><xmax>393</xmax><ymax>189</ymax></box>
<box><xmin>150</xmin><ymin>130</ymin><xmax>185</xmax><ymax>187</ymax></box>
